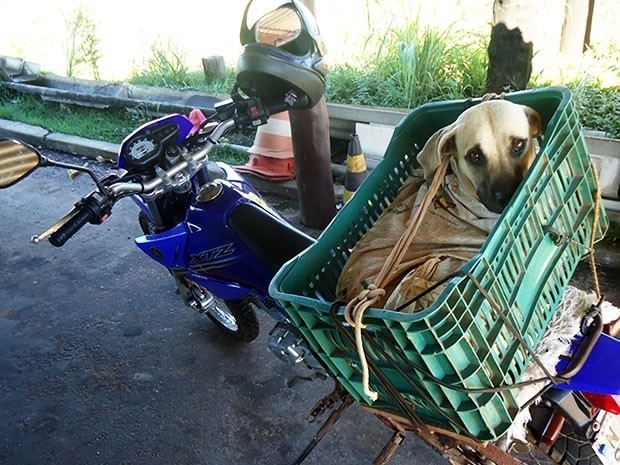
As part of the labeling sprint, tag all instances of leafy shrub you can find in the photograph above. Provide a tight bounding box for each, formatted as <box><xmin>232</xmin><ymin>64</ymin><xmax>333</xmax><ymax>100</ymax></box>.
<box><xmin>571</xmin><ymin>84</ymin><xmax>620</xmax><ymax>137</ymax></box>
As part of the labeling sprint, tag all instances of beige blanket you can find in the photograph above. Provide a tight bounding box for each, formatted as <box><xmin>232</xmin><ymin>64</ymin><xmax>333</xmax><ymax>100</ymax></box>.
<box><xmin>336</xmin><ymin>172</ymin><xmax>499</xmax><ymax>312</ymax></box>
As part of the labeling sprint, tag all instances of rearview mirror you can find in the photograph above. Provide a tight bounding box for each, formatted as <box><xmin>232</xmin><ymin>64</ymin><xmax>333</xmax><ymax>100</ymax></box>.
<box><xmin>0</xmin><ymin>139</ymin><xmax>42</xmax><ymax>188</ymax></box>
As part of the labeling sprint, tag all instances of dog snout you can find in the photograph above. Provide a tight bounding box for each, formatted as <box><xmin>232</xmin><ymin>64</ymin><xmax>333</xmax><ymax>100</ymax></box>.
<box><xmin>494</xmin><ymin>191</ymin><xmax>511</xmax><ymax>210</ymax></box>
<box><xmin>478</xmin><ymin>180</ymin><xmax>521</xmax><ymax>214</ymax></box>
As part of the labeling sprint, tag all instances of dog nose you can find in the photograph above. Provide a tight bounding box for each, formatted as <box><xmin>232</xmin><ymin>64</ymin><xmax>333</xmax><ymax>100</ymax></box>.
<box><xmin>495</xmin><ymin>191</ymin><xmax>511</xmax><ymax>208</ymax></box>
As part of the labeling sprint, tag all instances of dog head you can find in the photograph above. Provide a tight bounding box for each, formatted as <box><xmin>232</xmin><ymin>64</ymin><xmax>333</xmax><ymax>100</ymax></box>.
<box><xmin>416</xmin><ymin>100</ymin><xmax>542</xmax><ymax>214</ymax></box>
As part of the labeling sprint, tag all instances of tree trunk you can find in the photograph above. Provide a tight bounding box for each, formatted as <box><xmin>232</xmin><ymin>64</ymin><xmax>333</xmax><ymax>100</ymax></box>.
<box><xmin>486</xmin><ymin>0</ymin><xmax>537</xmax><ymax>93</ymax></box>
<box><xmin>560</xmin><ymin>0</ymin><xmax>595</xmax><ymax>57</ymax></box>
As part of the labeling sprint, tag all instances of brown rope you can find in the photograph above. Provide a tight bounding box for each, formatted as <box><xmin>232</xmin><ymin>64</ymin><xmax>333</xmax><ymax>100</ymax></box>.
<box><xmin>343</xmin><ymin>154</ymin><xmax>451</xmax><ymax>401</ymax></box>
<box><xmin>588</xmin><ymin>163</ymin><xmax>603</xmax><ymax>300</ymax></box>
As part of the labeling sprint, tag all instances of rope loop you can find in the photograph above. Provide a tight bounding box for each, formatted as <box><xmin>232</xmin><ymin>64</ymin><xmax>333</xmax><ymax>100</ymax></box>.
<box><xmin>343</xmin><ymin>285</ymin><xmax>386</xmax><ymax>401</ymax></box>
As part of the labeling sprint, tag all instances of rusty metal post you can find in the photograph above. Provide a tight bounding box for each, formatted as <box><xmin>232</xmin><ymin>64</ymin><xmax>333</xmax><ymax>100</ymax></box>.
<box><xmin>289</xmin><ymin>96</ymin><xmax>336</xmax><ymax>229</ymax></box>
<box><xmin>289</xmin><ymin>0</ymin><xmax>336</xmax><ymax>229</ymax></box>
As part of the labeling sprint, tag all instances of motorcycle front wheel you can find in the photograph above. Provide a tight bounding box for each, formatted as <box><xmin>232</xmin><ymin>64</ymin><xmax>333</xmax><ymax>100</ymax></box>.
<box><xmin>188</xmin><ymin>283</ymin><xmax>260</xmax><ymax>342</ymax></box>
<box><xmin>138</xmin><ymin>212</ymin><xmax>260</xmax><ymax>342</ymax></box>
<box><xmin>208</xmin><ymin>297</ymin><xmax>260</xmax><ymax>343</ymax></box>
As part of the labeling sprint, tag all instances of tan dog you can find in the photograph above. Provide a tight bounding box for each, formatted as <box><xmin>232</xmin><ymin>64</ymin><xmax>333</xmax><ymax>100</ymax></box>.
<box><xmin>337</xmin><ymin>99</ymin><xmax>542</xmax><ymax>312</ymax></box>
<box><xmin>419</xmin><ymin>99</ymin><xmax>541</xmax><ymax>213</ymax></box>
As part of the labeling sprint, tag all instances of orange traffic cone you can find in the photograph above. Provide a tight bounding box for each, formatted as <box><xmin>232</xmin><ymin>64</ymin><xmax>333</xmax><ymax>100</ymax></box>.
<box><xmin>235</xmin><ymin>112</ymin><xmax>295</xmax><ymax>181</ymax></box>
<box><xmin>343</xmin><ymin>133</ymin><xmax>368</xmax><ymax>203</ymax></box>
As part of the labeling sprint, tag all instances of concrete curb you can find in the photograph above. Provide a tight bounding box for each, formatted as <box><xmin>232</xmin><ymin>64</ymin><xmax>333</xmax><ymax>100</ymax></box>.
<box><xmin>0</xmin><ymin>120</ymin><xmax>50</xmax><ymax>147</ymax></box>
<box><xmin>0</xmin><ymin>119</ymin><xmax>118</xmax><ymax>160</ymax></box>
<box><xmin>45</xmin><ymin>132</ymin><xmax>119</xmax><ymax>161</ymax></box>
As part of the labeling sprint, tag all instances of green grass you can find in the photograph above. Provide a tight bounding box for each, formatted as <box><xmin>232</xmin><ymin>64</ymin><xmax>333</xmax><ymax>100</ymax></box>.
<box><xmin>569</xmin><ymin>84</ymin><xmax>620</xmax><ymax>137</ymax></box>
<box><xmin>129</xmin><ymin>68</ymin><xmax>237</xmax><ymax>95</ymax></box>
<box><xmin>0</xmin><ymin>87</ymin><xmax>146</xmax><ymax>141</ymax></box>
<box><xmin>330</xmin><ymin>19</ymin><xmax>619</xmax><ymax>138</ymax></box>
<box><xmin>0</xmin><ymin>87</ymin><xmax>254</xmax><ymax>165</ymax></box>
<box><xmin>127</xmin><ymin>40</ymin><xmax>237</xmax><ymax>95</ymax></box>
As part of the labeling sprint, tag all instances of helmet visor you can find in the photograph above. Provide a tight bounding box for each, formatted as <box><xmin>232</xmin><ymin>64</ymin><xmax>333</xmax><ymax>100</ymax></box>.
<box><xmin>254</xmin><ymin>6</ymin><xmax>302</xmax><ymax>47</ymax></box>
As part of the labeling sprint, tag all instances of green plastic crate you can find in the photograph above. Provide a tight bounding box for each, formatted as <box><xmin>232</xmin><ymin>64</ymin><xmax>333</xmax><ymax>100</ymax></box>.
<box><xmin>269</xmin><ymin>87</ymin><xmax>608</xmax><ymax>441</ymax></box>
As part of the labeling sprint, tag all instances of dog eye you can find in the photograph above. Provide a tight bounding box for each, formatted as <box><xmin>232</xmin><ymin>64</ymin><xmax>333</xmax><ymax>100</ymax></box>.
<box><xmin>512</xmin><ymin>138</ymin><xmax>527</xmax><ymax>156</ymax></box>
<box><xmin>466</xmin><ymin>149</ymin><xmax>483</xmax><ymax>164</ymax></box>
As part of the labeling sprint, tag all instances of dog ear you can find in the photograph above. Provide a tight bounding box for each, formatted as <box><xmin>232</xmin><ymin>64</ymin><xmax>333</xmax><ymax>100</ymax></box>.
<box><xmin>521</xmin><ymin>105</ymin><xmax>542</xmax><ymax>138</ymax></box>
<box><xmin>416</xmin><ymin>124</ymin><xmax>459</xmax><ymax>182</ymax></box>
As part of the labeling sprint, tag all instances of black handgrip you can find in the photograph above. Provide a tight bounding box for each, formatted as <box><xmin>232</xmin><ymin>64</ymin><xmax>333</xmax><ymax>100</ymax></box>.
<box><xmin>266</xmin><ymin>101</ymin><xmax>290</xmax><ymax>116</ymax></box>
<box><xmin>49</xmin><ymin>206</ymin><xmax>95</xmax><ymax>247</ymax></box>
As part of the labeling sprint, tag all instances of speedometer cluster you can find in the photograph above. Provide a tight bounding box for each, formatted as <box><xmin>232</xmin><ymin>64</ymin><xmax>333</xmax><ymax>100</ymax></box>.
<box><xmin>127</xmin><ymin>137</ymin><xmax>158</xmax><ymax>162</ymax></box>
<box><xmin>118</xmin><ymin>114</ymin><xmax>195</xmax><ymax>173</ymax></box>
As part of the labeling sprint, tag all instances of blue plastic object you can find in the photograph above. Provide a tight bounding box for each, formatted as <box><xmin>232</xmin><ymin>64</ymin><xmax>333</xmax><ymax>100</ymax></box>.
<box><xmin>556</xmin><ymin>333</ymin><xmax>620</xmax><ymax>394</ymax></box>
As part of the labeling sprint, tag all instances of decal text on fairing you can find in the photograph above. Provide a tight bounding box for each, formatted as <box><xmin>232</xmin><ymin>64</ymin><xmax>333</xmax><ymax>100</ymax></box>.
<box><xmin>190</xmin><ymin>243</ymin><xmax>235</xmax><ymax>265</ymax></box>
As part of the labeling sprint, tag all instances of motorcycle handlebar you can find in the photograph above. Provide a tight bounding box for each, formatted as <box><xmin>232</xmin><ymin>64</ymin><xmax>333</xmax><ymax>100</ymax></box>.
<box><xmin>110</xmin><ymin>118</ymin><xmax>237</xmax><ymax>198</ymax></box>
<box><xmin>110</xmin><ymin>103</ymin><xmax>290</xmax><ymax>198</ymax></box>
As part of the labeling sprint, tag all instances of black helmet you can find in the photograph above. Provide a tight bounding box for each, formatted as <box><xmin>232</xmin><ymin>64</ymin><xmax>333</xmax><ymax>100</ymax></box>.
<box><xmin>236</xmin><ymin>0</ymin><xmax>327</xmax><ymax>108</ymax></box>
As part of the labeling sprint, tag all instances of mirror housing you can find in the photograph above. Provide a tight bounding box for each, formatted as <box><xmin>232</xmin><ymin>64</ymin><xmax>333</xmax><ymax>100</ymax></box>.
<box><xmin>0</xmin><ymin>138</ymin><xmax>42</xmax><ymax>188</ymax></box>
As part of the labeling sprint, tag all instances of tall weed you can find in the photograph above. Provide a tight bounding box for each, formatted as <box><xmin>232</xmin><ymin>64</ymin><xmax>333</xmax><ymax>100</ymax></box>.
<box><xmin>569</xmin><ymin>81</ymin><xmax>620</xmax><ymax>137</ymax></box>
<box><xmin>64</xmin><ymin>6</ymin><xmax>102</xmax><ymax>80</ymax></box>
<box><xmin>327</xmin><ymin>18</ymin><xmax>488</xmax><ymax>108</ymax></box>
<box><xmin>131</xmin><ymin>40</ymin><xmax>194</xmax><ymax>89</ymax></box>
